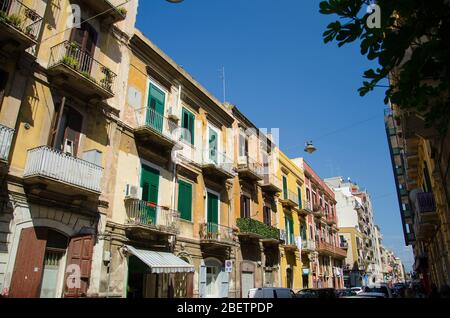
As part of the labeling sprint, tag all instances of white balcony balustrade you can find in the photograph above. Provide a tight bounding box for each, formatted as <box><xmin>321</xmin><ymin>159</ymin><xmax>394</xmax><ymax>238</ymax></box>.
<box><xmin>24</xmin><ymin>146</ymin><xmax>103</xmax><ymax>194</ymax></box>
<box><xmin>0</xmin><ymin>124</ymin><xmax>14</xmax><ymax>163</ymax></box>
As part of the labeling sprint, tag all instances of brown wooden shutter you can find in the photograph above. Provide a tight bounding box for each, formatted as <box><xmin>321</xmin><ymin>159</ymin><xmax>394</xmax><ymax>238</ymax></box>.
<box><xmin>64</xmin><ymin>235</ymin><xmax>94</xmax><ymax>298</ymax></box>
<box><xmin>186</xmin><ymin>272</ymin><xmax>194</xmax><ymax>298</ymax></box>
<box><xmin>9</xmin><ymin>227</ymin><xmax>48</xmax><ymax>298</ymax></box>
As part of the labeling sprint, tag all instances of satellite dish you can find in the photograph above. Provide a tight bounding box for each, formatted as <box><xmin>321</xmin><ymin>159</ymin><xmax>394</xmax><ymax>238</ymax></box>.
<box><xmin>304</xmin><ymin>141</ymin><xmax>317</xmax><ymax>154</ymax></box>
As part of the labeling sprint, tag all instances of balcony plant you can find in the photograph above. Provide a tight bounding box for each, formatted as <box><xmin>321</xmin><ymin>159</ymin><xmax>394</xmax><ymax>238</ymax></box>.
<box><xmin>6</xmin><ymin>13</ymin><xmax>23</xmax><ymax>30</ymax></box>
<box><xmin>100</xmin><ymin>66</ymin><xmax>114</xmax><ymax>92</ymax></box>
<box><xmin>236</xmin><ymin>218</ymin><xmax>280</xmax><ymax>241</ymax></box>
<box><xmin>117</xmin><ymin>7</ymin><xmax>127</xmax><ymax>17</ymax></box>
<box><xmin>25</xmin><ymin>25</ymin><xmax>35</xmax><ymax>39</ymax></box>
<box><xmin>62</xmin><ymin>55</ymin><xmax>79</xmax><ymax>70</ymax></box>
<box><xmin>80</xmin><ymin>71</ymin><xmax>97</xmax><ymax>84</ymax></box>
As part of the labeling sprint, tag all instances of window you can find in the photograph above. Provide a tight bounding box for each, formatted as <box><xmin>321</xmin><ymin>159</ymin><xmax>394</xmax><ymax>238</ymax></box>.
<box><xmin>300</xmin><ymin>223</ymin><xmax>307</xmax><ymax>241</ymax></box>
<box><xmin>297</xmin><ymin>187</ymin><xmax>302</xmax><ymax>208</ymax></box>
<box><xmin>178</xmin><ymin>180</ymin><xmax>193</xmax><ymax>221</ymax></box>
<box><xmin>0</xmin><ymin>69</ymin><xmax>8</xmax><ymax>107</ymax></box>
<box><xmin>285</xmin><ymin>216</ymin><xmax>294</xmax><ymax>244</ymax></box>
<box><xmin>181</xmin><ymin>108</ymin><xmax>195</xmax><ymax>145</ymax></box>
<box><xmin>53</xmin><ymin>106</ymin><xmax>83</xmax><ymax>157</ymax></box>
<box><xmin>282</xmin><ymin>176</ymin><xmax>288</xmax><ymax>200</ymax></box>
<box><xmin>263</xmin><ymin>206</ymin><xmax>271</xmax><ymax>226</ymax></box>
<box><xmin>240</xmin><ymin>195</ymin><xmax>251</xmax><ymax>218</ymax></box>
<box><xmin>239</xmin><ymin>132</ymin><xmax>248</xmax><ymax>157</ymax></box>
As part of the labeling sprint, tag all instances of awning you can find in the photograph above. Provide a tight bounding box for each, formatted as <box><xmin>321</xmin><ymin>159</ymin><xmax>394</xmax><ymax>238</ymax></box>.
<box><xmin>125</xmin><ymin>245</ymin><xmax>194</xmax><ymax>274</ymax></box>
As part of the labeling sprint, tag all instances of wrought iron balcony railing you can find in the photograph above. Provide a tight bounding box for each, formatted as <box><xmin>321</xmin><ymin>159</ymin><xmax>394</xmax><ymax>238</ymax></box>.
<box><xmin>237</xmin><ymin>155</ymin><xmax>263</xmax><ymax>180</ymax></box>
<box><xmin>0</xmin><ymin>0</ymin><xmax>43</xmax><ymax>40</ymax></box>
<box><xmin>0</xmin><ymin>124</ymin><xmax>14</xmax><ymax>162</ymax></box>
<box><xmin>124</xmin><ymin>199</ymin><xmax>180</xmax><ymax>235</ymax></box>
<box><xmin>134</xmin><ymin>107</ymin><xmax>179</xmax><ymax>142</ymax></box>
<box><xmin>260</xmin><ymin>173</ymin><xmax>282</xmax><ymax>192</ymax></box>
<box><xmin>199</xmin><ymin>222</ymin><xmax>235</xmax><ymax>244</ymax></box>
<box><xmin>280</xmin><ymin>190</ymin><xmax>299</xmax><ymax>208</ymax></box>
<box><xmin>202</xmin><ymin>149</ymin><xmax>235</xmax><ymax>177</ymax></box>
<box><xmin>415</xmin><ymin>192</ymin><xmax>436</xmax><ymax>214</ymax></box>
<box><xmin>48</xmin><ymin>41</ymin><xmax>117</xmax><ymax>95</ymax></box>
<box><xmin>23</xmin><ymin>146</ymin><xmax>103</xmax><ymax>193</ymax></box>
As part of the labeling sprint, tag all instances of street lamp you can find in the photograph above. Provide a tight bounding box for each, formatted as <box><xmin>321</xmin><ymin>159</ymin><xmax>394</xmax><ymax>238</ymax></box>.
<box><xmin>304</xmin><ymin>141</ymin><xmax>317</xmax><ymax>154</ymax></box>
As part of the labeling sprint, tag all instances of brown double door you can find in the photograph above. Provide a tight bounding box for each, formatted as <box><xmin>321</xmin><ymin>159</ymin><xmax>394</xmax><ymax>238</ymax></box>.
<box><xmin>8</xmin><ymin>227</ymin><xmax>94</xmax><ymax>298</ymax></box>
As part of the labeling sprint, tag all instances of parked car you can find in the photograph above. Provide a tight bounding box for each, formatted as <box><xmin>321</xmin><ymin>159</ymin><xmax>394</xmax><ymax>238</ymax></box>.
<box><xmin>345</xmin><ymin>292</ymin><xmax>387</xmax><ymax>299</ymax></box>
<box><xmin>296</xmin><ymin>288</ymin><xmax>337</xmax><ymax>299</ymax></box>
<box><xmin>350</xmin><ymin>287</ymin><xmax>364</xmax><ymax>294</ymax></box>
<box><xmin>363</xmin><ymin>284</ymin><xmax>393</xmax><ymax>298</ymax></box>
<box><xmin>336</xmin><ymin>289</ymin><xmax>357</xmax><ymax>297</ymax></box>
<box><xmin>248</xmin><ymin>288</ymin><xmax>296</xmax><ymax>298</ymax></box>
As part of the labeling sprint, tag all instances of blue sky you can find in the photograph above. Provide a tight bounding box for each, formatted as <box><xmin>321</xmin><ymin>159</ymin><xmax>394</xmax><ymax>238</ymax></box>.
<box><xmin>136</xmin><ymin>0</ymin><xmax>414</xmax><ymax>271</ymax></box>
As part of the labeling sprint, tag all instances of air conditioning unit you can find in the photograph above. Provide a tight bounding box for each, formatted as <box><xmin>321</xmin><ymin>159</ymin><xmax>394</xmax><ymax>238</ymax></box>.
<box><xmin>125</xmin><ymin>184</ymin><xmax>141</xmax><ymax>200</ymax></box>
<box><xmin>167</xmin><ymin>107</ymin><xmax>179</xmax><ymax>121</ymax></box>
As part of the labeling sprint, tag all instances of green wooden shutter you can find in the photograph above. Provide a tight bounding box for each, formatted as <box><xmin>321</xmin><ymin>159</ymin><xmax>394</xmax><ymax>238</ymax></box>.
<box><xmin>146</xmin><ymin>84</ymin><xmax>165</xmax><ymax>132</ymax></box>
<box><xmin>178</xmin><ymin>180</ymin><xmax>192</xmax><ymax>221</ymax></box>
<box><xmin>141</xmin><ymin>165</ymin><xmax>159</xmax><ymax>225</ymax></box>
<box><xmin>282</xmin><ymin>176</ymin><xmax>288</xmax><ymax>200</ymax></box>
<box><xmin>285</xmin><ymin>216</ymin><xmax>294</xmax><ymax>244</ymax></box>
<box><xmin>181</xmin><ymin>108</ymin><xmax>195</xmax><ymax>145</ymax></box>
<box><xmin>298</xmin><ymin>187</ymin><xmax>302</xmax><ymax>209</ymax></box>
<box><xmin>207</xmin><ymin>192</ymin><xmax>219</xmax><ymax>233</ymax></box>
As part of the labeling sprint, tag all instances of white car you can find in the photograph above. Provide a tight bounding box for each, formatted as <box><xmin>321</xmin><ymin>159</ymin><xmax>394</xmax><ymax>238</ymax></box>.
<box><xmin>248</xmin><ymin>288</ymin><xmax>296</xmax><ymax>298</ymax></box>
<box><xmin>351</xmin><ymin>287</ymin><xmax>364</xmax><ymax>294</ymax></box>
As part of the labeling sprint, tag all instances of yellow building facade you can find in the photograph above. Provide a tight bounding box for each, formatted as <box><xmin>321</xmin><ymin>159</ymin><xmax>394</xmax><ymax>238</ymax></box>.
<box><xmin>386</xmin><ymin>105</ymin><xmax>450</xmax><ymax>293</ymax></box>
<box><xmin>276</xmin><ymin>150</ymin><xmax>311</xmax><ymax>291</ymax></box>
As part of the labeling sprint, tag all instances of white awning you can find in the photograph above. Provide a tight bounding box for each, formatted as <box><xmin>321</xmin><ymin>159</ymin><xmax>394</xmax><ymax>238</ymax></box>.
<box><xmin>125</xmin><ymin>245</ymin><xmax>194</xmax><ymax>274</ymax></box>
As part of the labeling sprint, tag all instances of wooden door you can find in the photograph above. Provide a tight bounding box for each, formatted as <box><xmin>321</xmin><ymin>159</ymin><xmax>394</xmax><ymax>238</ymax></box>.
<box><xmin>64</xmin><ymin>235</ymin><xmax>94</xmax><ymax>298</ymax></box>
<box><xmin>9</xmin><ymin>228</ymin><xmax>48</xmax><ymax>298</ymax></box>
<box><xmin>69</xmin><ymin>23</ymin><xmax>97</xmax><ymax>73</ymax></box>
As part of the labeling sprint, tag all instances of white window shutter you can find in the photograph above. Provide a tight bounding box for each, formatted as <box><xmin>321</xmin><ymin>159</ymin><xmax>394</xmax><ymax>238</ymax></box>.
<box><xmin>199</xmin><ymin>261</ymin><xmax>206</xmax><ymax>298</ymax></box>
<box><xmin>220</xmin><ymin>270</ymin><xmax>229</xmax><ymax>298</ymax></box>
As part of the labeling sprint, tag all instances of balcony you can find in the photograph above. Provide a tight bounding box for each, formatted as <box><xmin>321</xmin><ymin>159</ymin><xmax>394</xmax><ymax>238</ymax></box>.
<box><xmin>312</xmin><ymin>204</ymin><xmax>325</xmax><ymax>218</ymax></box>
<box><xmin>0</xmin><ymin>124</ymin><xmax>14</xmax><ymax>165</ymax></box>
<box><xmin>413</xmin><ymin>192</ymin><xmax>439</xmax><ymax>240</ymax></box>
<box><xmin>301</xmin><ymin>239</ymin><xmax>315</xmax><ymax>254</ymax></box>
<box><xmin>23</xmin><ymin>146</ymin><xmax>103</xmax><ymax>198</ymax></box>
<box><xmin>299</xmin><ymin>200</ymin><xmax>313</xmax><ymax>215</ymax></box>
<box><xmin>201</xmin><ymin>150</ymin><xmax>235</xmax><ymax>181</ymax></box>
<box><xmin>340</xmin><ymin>241</ymin><xmax>349</xmax><ymax>249</ymax></box>
<box><xmin>237</xmin><ymin>156</ymin><xmax>263</xmax><ymax>181</ymax></box>
<box><xmin>260</xmin><ymin>173</ymin><xmax>282</xmax><ymax>193</ymax></box>
<box><xmin>0</xmin><ymin>0</ymin><xmax>43</xmax><ymax>53</ymax></box>
<box><xmin>316</xmin><ymin>241</ymin><xmax>347</xmax><ymax>259</ymax></box>
<box><xmin>279</xmin><ymin>190</ymin><xmax>299</xmax><ymax>209</ymax></box>
<box><xmin>124</xmin><ymin>199</ymin><xmax>179</xmax><ymax>237</ymax></box>
<box><xmin>79</xmin><ymin>0</ymin><xmax>126</xmax><ymax>25</ymax></box>
<box><xmin>280</xmin><ymin>230</ymin><xmax>297</xmax><ymax>251</ymax></box>
<box><xmin>326</xmin><ymin>214</ymin><xmax>337</xmax><ymax>225</ymax></box>
<box><xmin>199</xmin><ymin>223</ymin><xmax>235</xmax><ymax>247</ymax></box>
<box><xmin>47</xmin><ymin>41</ymin><xmax>117</xmax><ymax>101</ymax></box>
<box><xmin>134</xmin><ymin>108</ymin><xmax>179</xmax><ymax>152</ymax></box>
<box><xmin>236</xmin><ymin>218</ymin><xmax>280</xmax><ymax>243</ymax></box>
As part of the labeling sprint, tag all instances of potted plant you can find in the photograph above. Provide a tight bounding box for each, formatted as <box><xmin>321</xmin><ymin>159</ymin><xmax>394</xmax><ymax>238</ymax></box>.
<box><xmin>62</xmin><ymin>55</ymin><xmax>79</xmax><ymax>69</ymax></box>
<box><xmin>117</xmin><ymin>7</ymin><xmax>127</xmax><ymax>17</ymax></box>
<box><xmin>7</xmin><ymin>14</ymin><xmax>23</xmax><ymax>29</ymax></box>
<box><xmin>100</xmin><ymin>66</ymin><xmax>114</xmax><ymax>92</ymax></box>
